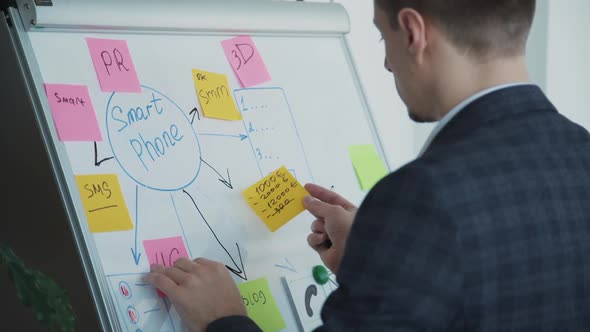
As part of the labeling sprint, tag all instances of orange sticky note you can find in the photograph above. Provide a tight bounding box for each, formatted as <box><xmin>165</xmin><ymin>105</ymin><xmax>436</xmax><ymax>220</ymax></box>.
<box><xmin>243</xmin><ymin>166</ymin><xmax>308</xmax><ymax>232</ymax></box>
<box><xmin>192</xmin><ymin>69</ymin><xmax>242</xmax><ymax>120</ymax></box>
<box><xmin>76</xmin><ymin>174</ymin><xmax>133</xmax><ymax>233</ymax></box>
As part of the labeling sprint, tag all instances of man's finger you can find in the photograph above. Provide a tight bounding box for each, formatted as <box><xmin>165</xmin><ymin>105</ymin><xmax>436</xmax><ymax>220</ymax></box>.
<box><xmin>164</xmin><ymin>267</ymin><xmax>189</xmax><ymax>284</ymax></box>
<box><xmin>150</xmin><ymin>264</ymin><xmax>165</xmax><ymax>273</ymax></box>
<box><xmin>304</xmin><ymin>196</ymin><xmax>337</xmax><ymax>219</ymax></box>
<box><xmin>174</xmin><ymin>257</ymin><xmax>195</xmax><ymax>273</ymax></box>
<box><xmin>304</xmin><ymin>183</ymin><xmax>356</xmax><ymax>210</ymax></box>
<box><xmin>307</xmin><ymin>232</ymin><xmax>329</xmax><ymax>251</ymax></box>
<box><xmin>194</xmin><ymin>257</ymin><xmax>228</xmax><ymax>275</ymax></box>
<box><xmin>311</xmin><ymin>219</ymin><xmax>326</xmax><ymax>233</ymax></box>
<box><xmin>193</xmin><ymin>257</ymin><xmax>218</xmax><ymax>266</ymax></box>
<box><xmin>144</xmin><ymin>272</ymin><xmax>180</xmax><ymax>298</ymax></box>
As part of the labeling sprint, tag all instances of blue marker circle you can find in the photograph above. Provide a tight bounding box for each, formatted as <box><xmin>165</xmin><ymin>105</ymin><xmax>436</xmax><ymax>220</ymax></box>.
<box><xmin>106</xmin><ymin>85</ymin><xmax>202</xmax><ymax>191</ymax></box>
<box><xmin>126</xmin><ymin>305</ymin><xmax>139</xmax><ymax>325</ymax></box>
<box><xmin>118</xmin><ymin>281</ymin><xmax>132</xmax><ymax>300</ymax></box>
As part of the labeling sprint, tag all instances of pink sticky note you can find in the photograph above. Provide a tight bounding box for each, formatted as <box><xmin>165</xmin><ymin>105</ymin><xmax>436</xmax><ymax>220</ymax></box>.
<box><xmin>143</xmin><ymin>236</ymin><xmax>189</xmax><ymax>297</ymax></box>
<box><xmin>86</xmin><ymin>37</ymin><xmax>141</xmax><ymax>92</ymax></box>
<box><xmin>44</xmin><ymin>83</ymin><xmax>102</xmax><ymax>141</ymax></box>
<box><xmin>221</xmin><ymin>35</ymin><xmax>271</xmax><ymax>88</ymax></box>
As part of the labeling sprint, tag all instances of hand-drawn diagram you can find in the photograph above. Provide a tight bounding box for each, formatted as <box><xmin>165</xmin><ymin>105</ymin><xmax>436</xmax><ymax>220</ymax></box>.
<box><xmin>86</xmin><ymin>85</ymin><xmax>314</xmax><ymax>331</ymax></box>
<box><xmin>33</xmin><ymin>30</ymin><xmax>377</xmax><ymax>332</ymax></box>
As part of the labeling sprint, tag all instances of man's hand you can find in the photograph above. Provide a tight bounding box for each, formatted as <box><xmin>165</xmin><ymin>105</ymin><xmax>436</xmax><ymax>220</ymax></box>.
<box><xmin>144</xmin><ymin>257</ymin><xmax>246</xmax><ymax>332</ymax></box>
<box><xmin>303</xmin><ymin>183</ymin><xmax>357</xmax><ymax>274</ymax></box>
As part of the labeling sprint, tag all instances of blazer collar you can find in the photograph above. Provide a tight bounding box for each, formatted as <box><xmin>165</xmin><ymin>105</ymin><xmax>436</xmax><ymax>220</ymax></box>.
<box><xmin>423</xmin><ymin>85</ymin><xmax>556</xmax><ymax>155</ymax></box>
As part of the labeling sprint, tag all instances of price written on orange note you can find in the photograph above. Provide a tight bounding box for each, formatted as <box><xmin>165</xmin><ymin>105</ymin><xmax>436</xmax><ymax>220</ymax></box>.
<box><xmin>243</xmin><ymin>166</ymin><xmax>309</xmax><ymax>232</ymax></box>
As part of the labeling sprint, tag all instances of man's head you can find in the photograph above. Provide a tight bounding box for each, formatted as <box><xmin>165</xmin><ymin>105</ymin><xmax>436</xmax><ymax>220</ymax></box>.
<box><xmin>373</xmin><ymin>0</ymin><xmax>536</xmax><ymax>122</ymax></box>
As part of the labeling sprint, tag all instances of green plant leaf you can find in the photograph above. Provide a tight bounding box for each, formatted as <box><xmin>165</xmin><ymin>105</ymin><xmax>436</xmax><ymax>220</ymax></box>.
<box><xmin>0</xmin><ymin>243</ymin><xmax>75</xmax><ymax>332</ymax></box>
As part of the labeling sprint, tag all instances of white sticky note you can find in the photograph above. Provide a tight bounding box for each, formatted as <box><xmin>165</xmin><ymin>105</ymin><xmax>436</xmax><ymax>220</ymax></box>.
<box><xmin>282</xmin><ymin>273</ymin><xmax>337</xmax><ymax>332</ymax></box>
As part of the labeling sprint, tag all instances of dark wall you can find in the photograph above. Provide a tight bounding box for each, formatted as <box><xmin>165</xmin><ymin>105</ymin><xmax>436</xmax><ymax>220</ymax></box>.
<box><xmin>0</xmin><ymin>0</ymin><xmax>12</xmax><ymax>11</ymax></box>
<box><xmin>0</xmin><ymin>7</ymin><xmax>102</xmax><ymax>332</ymax></box>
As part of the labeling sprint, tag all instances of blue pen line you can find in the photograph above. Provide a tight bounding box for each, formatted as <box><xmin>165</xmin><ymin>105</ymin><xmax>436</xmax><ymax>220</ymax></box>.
<box><xmin>274</xmin><ymin>257</ymin><xmax>297</xmax><ymax>273</ymax></box>
<box><xmin>285</xmin><ymin>257</ymin><xmax>295</xmax><ymax>271</ymax></box>
<box><xmin>233</xmin><ymin>87</ymin><xmax>315</xmax><ymax>182</ymax></box>
<box><xmin>144</xmin><ymin>308</ymin><xmax>161</xmax><ymax>314</ymax></box>
<box><xmin>163</xmin><ymin>297</ymin><xmax>177</xmax><ymax>332</ymax></box>
<box><xmin>106</xmin><ymin>85</ymin><xmax>203</xmax><ymax>193</ymax></box>
<box><xmin>135</xmin><ymin>185</ymin><xmax>139</xmax><ymax>250</ymax></box>
<box><xmin>274</xmin><ymin>264</ymin><xmax>297</xmax><ymax>273</ymax></box>
<box><xmin>105</xmin><ymin>272</ymin><xmax>145</xmax><ymax>278</ymax></box>
<box><xmin>134</xmin><ymin>283</ymin><xmax>150</xmax><ymax>287</ymax></box>
<box><xmin>198</xmin><ymin>133</ymin><xmax>248</xmax><ymax>140</ymax></box>
<box><xmin>235</xmin><ymin>90</ymin><xmax>264</xmax><ymax>177</ymax></box>
<box><xmin>280</xmin><ymin>87</ymin><xmax>316</xmax><ymax>183</ymax></box>
<box><xmin>171</xmin><ymin>193</ymin><xmax>193</xmax><ymax>257</ymax></box>
<box><xmin>130</xmin><ymin>185</ymin><xmax>142</xmax><ymax>265</ymax></box>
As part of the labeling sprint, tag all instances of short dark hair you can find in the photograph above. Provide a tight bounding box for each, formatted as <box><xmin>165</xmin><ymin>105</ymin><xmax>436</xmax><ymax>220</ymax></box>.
<box><xmin>375</xmin><ymin>0</ymin><xmax>536</xmax><ymax>58</ymax></box>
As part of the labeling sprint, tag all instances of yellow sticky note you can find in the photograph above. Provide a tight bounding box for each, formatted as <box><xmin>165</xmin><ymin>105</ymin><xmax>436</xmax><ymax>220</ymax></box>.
<box><xmin>239</xmin><ymin>278</ymin><xmax>286</xmax><ymax>332</ymax></box>
<box><xmin>75</xmin><ymin>174</ymin><xmax>134</xmax><ymax>233</ymax></box>
<box><xmin>192</xmin><ymin>69</ymin><xmax>242</xmax><ymax>120</ymax></box>
<box><xmin>243</xmin><ymin>166</ymin><xmax>308</xmax><ymax>232</ymax></box>
<box><xmin>348</xmin><ymin>144</ymin><xmax>389</xmax><ymax>191</ymax></box>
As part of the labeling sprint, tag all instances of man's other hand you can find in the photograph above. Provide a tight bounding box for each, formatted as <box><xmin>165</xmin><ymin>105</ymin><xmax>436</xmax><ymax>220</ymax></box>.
<box><xmin>144</xmin><ymin>257</ymin><xmax>246</xmax><ymax>332</ymax></box>
<box><xmin>303</xmin><ymin>183</ymin><xmax>357</xmax><ymax>274</ymax></box>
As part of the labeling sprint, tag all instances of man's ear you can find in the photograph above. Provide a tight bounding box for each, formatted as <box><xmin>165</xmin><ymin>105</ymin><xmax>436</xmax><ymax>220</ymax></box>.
<box><xmin>397</xmin><ymin>8</ymin><xmax>427</xmax><ymax>63</ymax></box>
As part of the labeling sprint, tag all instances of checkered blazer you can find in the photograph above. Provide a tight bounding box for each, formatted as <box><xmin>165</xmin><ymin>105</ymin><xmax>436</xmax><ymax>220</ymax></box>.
<box><xmin>207</xmin><ymin>85</ymin><xmax>590</xmax><ymax>331</ymax></box>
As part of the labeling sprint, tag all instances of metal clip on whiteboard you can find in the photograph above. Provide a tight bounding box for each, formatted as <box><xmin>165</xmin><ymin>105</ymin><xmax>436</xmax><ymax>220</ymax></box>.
<box><xmin>15</xmin><ymin>0</ymin><xmax>350</xmax><ymax>34</ymax></box>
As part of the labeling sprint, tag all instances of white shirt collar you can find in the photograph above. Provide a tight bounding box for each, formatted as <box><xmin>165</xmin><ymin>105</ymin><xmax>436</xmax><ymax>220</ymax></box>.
<box><xmin>418</xmin><ymin>83</ymin><xmax>534</xmax><ymax>156</ymax></box>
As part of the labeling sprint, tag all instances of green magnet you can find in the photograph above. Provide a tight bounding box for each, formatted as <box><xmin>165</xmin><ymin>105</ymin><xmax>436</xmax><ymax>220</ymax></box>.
<box><xmin>312</xmin><ymin>265</ymin><xmax>329</xmax><ymax>285</ymax></box>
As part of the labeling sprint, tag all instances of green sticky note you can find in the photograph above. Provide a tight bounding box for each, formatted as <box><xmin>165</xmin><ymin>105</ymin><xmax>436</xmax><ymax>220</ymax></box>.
<box><xmin>348</xmin><ymin>144</ymin><xmax>389</xmax><ymax>191</ymax></box>
<box><xmin>238</xmin><ymin>278</ymin><xmax>286</xmax><ymax>332</ymax></box>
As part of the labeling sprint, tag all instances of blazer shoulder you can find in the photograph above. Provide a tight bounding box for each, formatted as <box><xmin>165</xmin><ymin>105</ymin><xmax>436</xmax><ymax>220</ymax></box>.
<box><xmin>365</xmin><ymin>160</ymin><xmax>442</xmax><ymax>207</ymax></box>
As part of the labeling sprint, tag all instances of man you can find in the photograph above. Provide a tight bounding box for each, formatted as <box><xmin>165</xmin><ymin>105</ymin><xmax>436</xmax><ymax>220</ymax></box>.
<box><xmin>145</xmin><ymin>0</ymin><xmax>590</xmax><ymax>331</ymax></box>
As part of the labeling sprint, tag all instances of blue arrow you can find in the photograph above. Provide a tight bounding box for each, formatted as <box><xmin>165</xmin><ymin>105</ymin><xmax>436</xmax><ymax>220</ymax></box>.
<box><xmin>130</xmin><ymin>185</ymin><xmax>142</xmax><ymax>265</ymax></box>
<box><xmin>274</xmin><ymin>257</ymin><xmax>297</xmax><ymax>273</ymax></box>
<box><xmin>198</xmin><ymin>133</ymin><xmax>248</xmax><ymax>141</ymax></box>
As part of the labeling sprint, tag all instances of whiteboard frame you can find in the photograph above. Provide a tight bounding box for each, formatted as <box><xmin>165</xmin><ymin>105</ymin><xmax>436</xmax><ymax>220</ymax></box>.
<box><xmin>5</xmin><ymin>1</ymin><xmax>389</xmax><ymax>331</ymax></box>
<box><xmin>5</xmin><ymin>7</ymin><xmax>118</xmax><ymax>332</ymax></box>
<box><xmin>15</xmin><ymin>0</ymin><xmax>351</xmax><ymax>34</ymax></box>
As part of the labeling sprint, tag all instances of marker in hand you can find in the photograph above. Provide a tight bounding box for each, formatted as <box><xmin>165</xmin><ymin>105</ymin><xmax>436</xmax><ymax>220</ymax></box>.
<box><xmin>304</xmin><ymin>183</ymin><xmax>357</xmax><ymax>274</ymax></box>
<box><xmin>304</xmin><ymin>194</ymin><xmax>333</xmax><ymax>249</ymax></box>
<box><xmin>322</xmin><ymin>185</ymin><xmax>335</xmax><ymax>248</ymax></box>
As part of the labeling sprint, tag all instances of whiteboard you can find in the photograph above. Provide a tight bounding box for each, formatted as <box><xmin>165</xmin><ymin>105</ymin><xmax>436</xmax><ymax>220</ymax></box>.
<box><xmin>10</xmin><ymin>1</ymin><xmax>387</xmax><ymax>331</ymax></box>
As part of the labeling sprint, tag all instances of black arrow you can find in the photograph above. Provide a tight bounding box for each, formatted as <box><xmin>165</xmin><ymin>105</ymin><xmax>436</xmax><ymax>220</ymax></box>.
<box><xmin>94</xmin><ymin>141</ymin><xmax>114</xmax><ymax>166</ymax></box>
<box><xmin>200</xmin><ymin>158</ymin><xmax>233</xmax><ymax>189</ymax></box>
<box><xmin>182</xmin><ymin>190</ymin><xmax>247</xmax><ymax>280</ymax></box>
<box><xmin>189</xmin><ymin>107</ymin><xmax>201</xmax><ymax>124</ymax></box>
